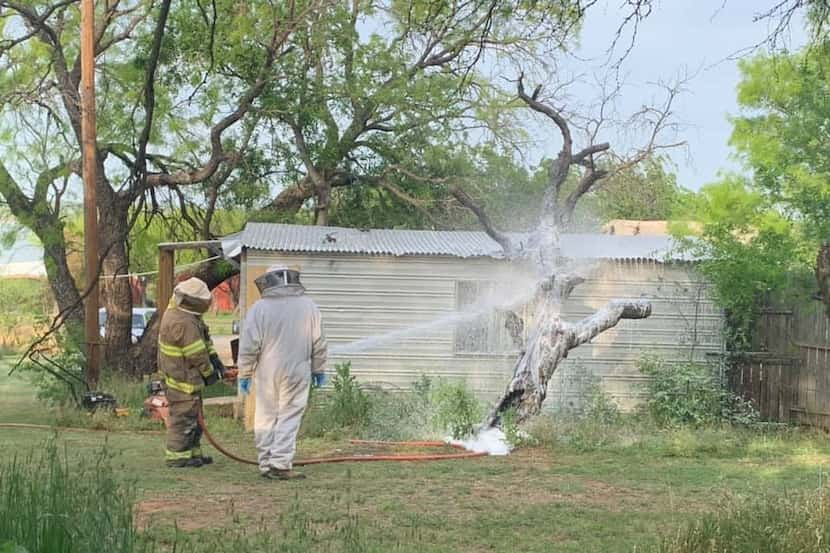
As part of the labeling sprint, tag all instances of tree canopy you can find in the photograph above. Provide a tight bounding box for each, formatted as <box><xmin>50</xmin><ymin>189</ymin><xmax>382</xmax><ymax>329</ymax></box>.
<box><xmin>675</xmin><ymin>41</ymin><xmax>830</xmax><ymax>343</ymax></box>
<box><xmin>0</xmin><ymin>0</ymin><xmax>661</xmax><ymax>372</ymax></box>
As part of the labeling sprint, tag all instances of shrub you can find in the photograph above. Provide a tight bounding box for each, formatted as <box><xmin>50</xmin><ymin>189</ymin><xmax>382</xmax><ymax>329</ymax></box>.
<box><xmin>328</xmin><ymin>362</ymin><xmax>372</xmax><ymax>430</ymax></box>
<box><xmin>430</xmin><ymin>380</ymin><xmax>482</xmax><ymax>440</ymax></box>
<box><xmin>301</xmin><ymin>362</ymin><xmax>373</xmax><ymax>438</ymax></box>
<box><xmin>18</xmin><ymin>342</ymin><xmax>86</xmax><ymax>407</ymax></box>
<box><xmin>359</xmin><ymin>379</ymin><xmax>434</xmax><ymax>441</ymax></box>
<box><xmin>302</xmin><ymin>370</ymin><xmax>487</xmax><ymax>441</ymax></box>
<box><xmin>639</xmin><ymin>355</ymin><xmax>758</xmax><ymax>427</ymax></box>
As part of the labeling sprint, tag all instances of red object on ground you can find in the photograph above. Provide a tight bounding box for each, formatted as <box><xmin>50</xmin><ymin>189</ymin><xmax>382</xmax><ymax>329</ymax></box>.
<box><xmin>144</xmin><ymin>394</ymin><xmax>170</xmax><ymax>427</ymax></box>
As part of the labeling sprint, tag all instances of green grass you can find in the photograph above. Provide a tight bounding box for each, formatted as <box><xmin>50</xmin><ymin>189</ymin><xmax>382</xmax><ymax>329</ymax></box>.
<box><xmin>0</xmin><ymin>441</ymin><xmax>141</xmax><ymax>553</ymax></box>
<box><xmin>653</xmin><ymin>486</ymin><xmax>830</xmax><ymax>552</ymax></box>
<box><xmin>1</xmin><ymin>367</ymin><xmax>829</xmax><ymax>552</ymax></box>
<box><xmin>0</xmin><ymin>356</ymin><xmax>53</xmax><ymax>425</ymax></box>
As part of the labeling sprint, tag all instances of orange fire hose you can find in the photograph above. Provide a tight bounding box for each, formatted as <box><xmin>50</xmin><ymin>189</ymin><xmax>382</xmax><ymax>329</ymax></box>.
<box><xmin>196</xmin><ymin>408</ymin><xmax>487</xmax><ymax>466</ymax></box>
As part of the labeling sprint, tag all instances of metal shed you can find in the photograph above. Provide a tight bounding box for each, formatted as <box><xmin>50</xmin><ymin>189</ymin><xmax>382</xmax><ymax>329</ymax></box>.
<box><xmin>229</xmin><ymin>222</ymin><xmax>723</xmax><ymax>410</ymax></box>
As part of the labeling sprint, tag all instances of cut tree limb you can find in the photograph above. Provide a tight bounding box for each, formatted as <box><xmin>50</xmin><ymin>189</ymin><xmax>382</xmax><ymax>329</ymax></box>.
<box><xmin>485</xmin><ymin>298</ymin><xmax>651</xmax><ymax>427</ymax></box>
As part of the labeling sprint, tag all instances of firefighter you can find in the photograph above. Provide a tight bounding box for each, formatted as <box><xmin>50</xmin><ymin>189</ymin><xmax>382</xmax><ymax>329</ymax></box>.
<box><xmin>237</xmin><ymin>265</ymin><xmax>327</xmax><ymax>480</ymax></box>
<box><xmin>158</xmin><ymin>277</ymin><xmax>223</xmax><ymax>468</ymax></box>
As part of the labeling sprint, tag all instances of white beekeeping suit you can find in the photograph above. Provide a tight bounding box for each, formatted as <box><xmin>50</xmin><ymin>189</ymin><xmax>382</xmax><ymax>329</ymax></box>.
<box><xmin>237</xmin><ymin>265</ymin><xmax>327</xmax><ymax>477</ymax></box>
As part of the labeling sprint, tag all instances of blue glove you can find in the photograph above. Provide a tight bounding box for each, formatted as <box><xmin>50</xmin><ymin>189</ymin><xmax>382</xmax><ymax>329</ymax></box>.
<box><xmin>238</xmin><ymin>377</ymin><xmax>252</xmax><ymax>396</ymax></box>
<box><xmin>311</xmin><ymin>373</ymin><xmax>327</xmax><ymax>388</ymax></box>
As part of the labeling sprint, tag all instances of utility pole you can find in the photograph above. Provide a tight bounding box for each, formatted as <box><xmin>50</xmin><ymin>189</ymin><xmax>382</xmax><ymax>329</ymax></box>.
<box><xmin>81</xmin><ymin>0</ymin><xmax>100</xmax><ymax>388</ymax></box>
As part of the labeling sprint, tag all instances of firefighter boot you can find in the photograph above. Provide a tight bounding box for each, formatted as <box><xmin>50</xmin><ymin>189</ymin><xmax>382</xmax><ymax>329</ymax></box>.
<box><xmin>166</xmin><ymin>457</ymin><xmax>204</xmax><ymax>468</ymax></box>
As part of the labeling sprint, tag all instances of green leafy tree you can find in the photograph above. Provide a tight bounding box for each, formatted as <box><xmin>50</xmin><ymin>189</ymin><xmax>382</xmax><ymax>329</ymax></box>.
<box><xmin>0</xmin><ymin>0</ymin><xmax>659</xmax><ymax>378</ymax></box>
<box><xmin>256</xmin><ymin>0</ymin><xmax>586</xmax><ymax>226</ymax></box>
<box><xmin>591</xmin><ymin>157</ymin><xmax>688</xmax><ymax>223</ymax></box>
<box><xmin>0</xmin><ymin>0</ymin><xmax>317</xmax><ymax>377</ymax></box>
<box><xmin>674</xmin><ymin>176</ymin><xmax>813</xmax><ymax>346</ymax></box>
<box><xmin>677</xmin><ymin>40</ymin><xmax>830</xmax><ymax>341</ymax></box>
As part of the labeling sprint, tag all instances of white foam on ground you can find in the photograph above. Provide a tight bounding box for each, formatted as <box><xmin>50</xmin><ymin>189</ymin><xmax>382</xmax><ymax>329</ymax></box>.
<box><xmin>451</xmin><ymin>427</ymin><xmax>512</xmax><ymax>456</ymax></box>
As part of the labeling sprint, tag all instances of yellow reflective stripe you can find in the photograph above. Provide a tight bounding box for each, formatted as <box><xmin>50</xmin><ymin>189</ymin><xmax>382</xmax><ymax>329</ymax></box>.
<box><xmin>159</xmin><ymin>342</ymin><xmax>185</xmax><ymax>358</ymax></box>
<box><xmin>181</xmin><ymin>340</ymin><xmax>207</xmax><ymax>356</ymax></box>
<box><xmin>199</xmin><ymin>364</ymin><xmax>214</xmax><ymax>378</ymax></box>
<box><xmin>165</xmin><ymin>449</ymin><xmax>193</xmax><ymax>461</ymax></box>
<box><xmin>164</xmin><ymin>375</ymin><xmax>203</xmax><ymax>394</ymax></box>
<box><xmin>207</xmin><ymin>345</ymin><xmax>217</xmax><ymax>355</ymax></box>
<box><xmin>159</xmin><ymin>340</ymin><xmax>207</xmax><ymax>359</ymax></box>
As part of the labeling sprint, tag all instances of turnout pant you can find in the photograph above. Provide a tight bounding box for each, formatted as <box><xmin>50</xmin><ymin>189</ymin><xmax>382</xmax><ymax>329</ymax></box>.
<box><xmin>165</xmin><ymin>389</ymin><xmax>203</xmax><ymax>462</ymax></box>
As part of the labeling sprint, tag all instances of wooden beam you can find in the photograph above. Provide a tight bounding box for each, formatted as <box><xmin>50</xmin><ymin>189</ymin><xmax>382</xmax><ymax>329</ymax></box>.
<box><xmin>158</xmin><ymin>240</ymin><xmax>223</xmax><ymax>251</ymax></box>
<box><xmin>158</xmin><ymin>248</ymin><xmax>174</xmax><ymax>318</ymax></box>
<box><xmin>81</xmin><ymin>0</ymin><xmax>100</xmax><ymax>388</ymax></box>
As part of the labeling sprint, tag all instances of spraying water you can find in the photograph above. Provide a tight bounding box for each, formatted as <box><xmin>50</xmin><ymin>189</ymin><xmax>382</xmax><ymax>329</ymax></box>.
<box><xmin>325</xmin><ymin>259</ymin><xmax>599</xmax><ymax>455</ymax></box>
<box><xmin>329</xmin><ymin>272</ymin><xmax>541</xmax><ymax>357</ymax></box>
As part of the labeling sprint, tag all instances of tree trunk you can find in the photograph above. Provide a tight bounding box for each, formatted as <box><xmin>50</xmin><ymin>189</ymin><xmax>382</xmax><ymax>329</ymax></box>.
<box><xmin>486</xmin><ymin>286</ymin><xmax>651</xmax><ymax>427</ymax></box>
<box><xmin>124</xmin><ymin>258</ymin><xmax>240</xmax><ymax>376</ymax></box>
<box><xmin>817</xmin><ymin>241</ymin><xmax>830</xmax><ymax>320</ymax></box>
<box><xmin>41</xmin><ymin>236</ymin><xmax>84</xmax><ymax>344</ymax></box>
<box><xmin>314</xmin><ymin>182</ymin><xmax>331</xmax><ymax>225</ymax></box>
<box><xmin>98</xmin><ymin>195</ymin><xmax>135</xmax><ymax>373</ymax></box>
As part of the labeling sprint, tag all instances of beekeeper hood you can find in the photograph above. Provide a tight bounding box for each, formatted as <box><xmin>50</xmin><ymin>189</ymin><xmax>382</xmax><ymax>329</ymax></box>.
<box><xmin>254</xmin><ymin>264</ymin><xmax>303</xmax><ymax>295</ymax></box>
<box><xmin>173</xmin><ymin>277</ymin><xmax>212</xmax><ymax>314</ymax></box>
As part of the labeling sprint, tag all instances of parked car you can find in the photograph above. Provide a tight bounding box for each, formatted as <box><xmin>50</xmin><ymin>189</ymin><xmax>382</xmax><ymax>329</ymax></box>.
<box><xmin>98</xmin><ymin>307</ymin><xmax>156</xmax><ymax>344</ymax></box>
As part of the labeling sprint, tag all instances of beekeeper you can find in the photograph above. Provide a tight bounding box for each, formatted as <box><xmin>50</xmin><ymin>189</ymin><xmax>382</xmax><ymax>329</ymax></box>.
<box><xmin>237</xmin><ymin>265</ymin><xmax>327</xmax><ymax>481</ymax></box>
<box><xmin>158</xmin><ymin>277</ymin><xmax>224</xmax><ymax>468</ymax></box>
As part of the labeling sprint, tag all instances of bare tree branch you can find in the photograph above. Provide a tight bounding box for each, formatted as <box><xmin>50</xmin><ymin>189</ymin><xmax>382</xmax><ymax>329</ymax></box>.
<box><xmin>450</xmin><ymin>185</ymin><xmax>514</xmax><ymax>255</ymax></box>
<box><xmin>132</xmin><ymin>0</ymin><xmax>171</xmax><ymax>193</ymax></box>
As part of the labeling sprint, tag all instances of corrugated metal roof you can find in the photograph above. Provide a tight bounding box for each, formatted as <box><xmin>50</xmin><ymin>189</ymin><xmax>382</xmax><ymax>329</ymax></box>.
<box><xmin>235</xmin><ymin>222</ymin><xmax>690</xmax><ymax>261</ymax></box>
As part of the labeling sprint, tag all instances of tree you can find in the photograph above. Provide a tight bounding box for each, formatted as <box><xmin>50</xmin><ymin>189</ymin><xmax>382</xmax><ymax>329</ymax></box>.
<box><xmin>0</xmin><ymin>0</ymin><xmax>321</xmax><ymax>377</ymax></box>
<box><xmin>0</xmin><ymin>0</ymin><xmax>657</xmax><ymax>378</ymax></box>
<box><xmin>255</xmin><ymin>0</ymin><xmax>589</xmax><ymax>226</ymax></box>
<box><xmin>673</xmin><ymin>177</ymin><xmax>813</xmax><ymax>347</ymax></box>
<box><xmin>734</xmin><ymin>42</ymin><xmax>829</xmax><ymax>319</ymax></box>
<box><xmin>453</xmin><ymin>74</ymin><xmax>683</xmax><ymax>425</ymax></box>
<box><xmin>674</xmin><ymin>38</ymin><xmax>830</xmax><ymax>346</ymax></box>
<box><xmin>589</xmin><ymin>156</ymin><xmax>687</xmax><ymax>223</ymax></box>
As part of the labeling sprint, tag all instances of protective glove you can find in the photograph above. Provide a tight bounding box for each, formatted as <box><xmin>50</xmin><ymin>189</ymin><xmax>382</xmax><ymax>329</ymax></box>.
<box><xmin>209</xmin><ymin>354</ymin><xmax>227</xmax><ymax>378</ymax></box>
<box><xmin>311</xmin><ymin>373</ymin><xmax>327</xmax><ymax>388</ymax></box>
<box><xmin>238</xmin><ymin>377</ymin><xmax>252</xmax><ymax>396</ymax></box>
<box><xmin>203</xmin><ymin>369</ymin><xmax>220</xmax><ymax>386</ymax></box>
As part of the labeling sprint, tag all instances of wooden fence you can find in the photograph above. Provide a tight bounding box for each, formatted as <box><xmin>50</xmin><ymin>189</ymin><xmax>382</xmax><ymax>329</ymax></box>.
<box><xmin>728</xmin><ymin>302</ymin><xmax>830</xmax><ymax>430</ymax></box>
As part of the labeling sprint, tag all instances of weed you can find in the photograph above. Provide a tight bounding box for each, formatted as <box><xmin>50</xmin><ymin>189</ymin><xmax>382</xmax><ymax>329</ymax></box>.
<box><xmin>430</xmin><ymin>380</ymin><xmax>482</xmax><ymax>440</ymax></box>
<box><xmin>639</xmin><ymin>355</ymin><xmax>759</xmax><ymax>428</ymax></box>
<box><xmin>0</xmin><ymin>440</ymin><xmax>142</xmax><ymax>553</ymax></box>
<box><xmin>301</xmin><ymin>362</ymin><xmax>372</xmax><ymax>438</ymax></box>
<box><xmin>651</xmin><ymin>486</ymin><xmax>830</xmax><ymax>552</ymax></box>
<box><xmin>329</xmin><ymin>362</ymin><xmax>371</xmax><ymax>430</ymax></box>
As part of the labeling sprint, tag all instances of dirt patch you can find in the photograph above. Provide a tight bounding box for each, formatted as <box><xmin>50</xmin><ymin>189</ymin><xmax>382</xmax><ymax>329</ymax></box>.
<box><xmin>136</xmin><ymin>486</ymin><xmax>263</xmax><ymax>531</ymax></box>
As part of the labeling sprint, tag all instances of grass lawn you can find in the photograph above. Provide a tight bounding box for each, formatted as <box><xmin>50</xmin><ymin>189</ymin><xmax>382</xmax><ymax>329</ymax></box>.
<box><xmin>1</xmin><ymin>365</ymin><xmax>829</xmax><ymax>552</ymax></box>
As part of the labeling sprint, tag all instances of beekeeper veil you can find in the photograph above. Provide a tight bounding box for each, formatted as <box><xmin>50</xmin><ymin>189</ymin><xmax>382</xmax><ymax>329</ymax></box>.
<box><xmin>254</xmin><ymin>265</ymin><xmax>302</xmax><ymax>295</ymax></box>
<box><xmin>173</xmin><ymin>277</ymin><xmax>212</xmax><ymax>314</ymax></box>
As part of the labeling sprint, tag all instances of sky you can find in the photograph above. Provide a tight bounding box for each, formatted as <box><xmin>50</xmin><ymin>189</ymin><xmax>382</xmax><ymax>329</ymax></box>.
<box><xmin>557</xmin><ymin>0</ymin><xmax>808</xmax><ymax>191</ymax></box>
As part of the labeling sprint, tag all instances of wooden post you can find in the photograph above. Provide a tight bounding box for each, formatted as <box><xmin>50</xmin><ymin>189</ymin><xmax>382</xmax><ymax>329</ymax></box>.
<box><xmin>80</xmin><ymin>0</ymin><xmax>100</xmax><ymax>388</ymax></box>
<box><xmin>158</xmin><ymin>247</ymin><xmax>174</xmax><ymax>317</ymax></box>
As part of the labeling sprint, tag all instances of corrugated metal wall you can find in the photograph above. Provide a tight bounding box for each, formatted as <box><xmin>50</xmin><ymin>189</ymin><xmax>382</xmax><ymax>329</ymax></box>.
<box><xmin>243</xmin><ymin>252</ymin><xmax>724</xmax><ymax>410</ymax></box>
